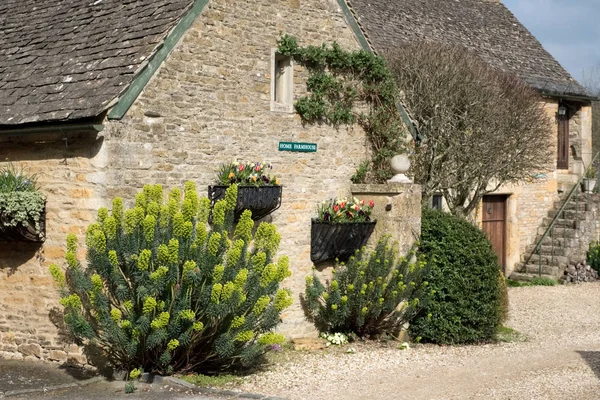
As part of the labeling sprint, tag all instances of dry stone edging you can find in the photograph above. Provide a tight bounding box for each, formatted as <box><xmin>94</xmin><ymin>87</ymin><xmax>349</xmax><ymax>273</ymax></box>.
<box><xmin>564</xmin><ymin>263</ymin><xmax>598</xmax><ymax>283</ymax></box>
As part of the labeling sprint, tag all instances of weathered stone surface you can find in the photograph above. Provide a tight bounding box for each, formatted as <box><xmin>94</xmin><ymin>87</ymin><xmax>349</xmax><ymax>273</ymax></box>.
<box><xmin>0</xmin><ymin>0</ymin><xmax>195</xmax><ymax>125</ymax></box>
<box><xmin>564</xmin><ymin>263</ymin><xmax>598</xmax><ymax>283</ymax></box>
<box><xmin>48</xmin><ymin>350</ymin><xmax>68</xmax><ymax>362</ymax></box>
<box><xmin>17</xmin><ymin>343</ymin><xmax>41</xmax><ymax>358</ymax></box>
<box><xmin>351</xmin><ymin>183</ymin><xmax>422</xmax><ymax>255</ymax></box>
<box><xmin>66</xmin><ymin>354</ymin><xmax>87</xmax><ymax>365</ymax></box>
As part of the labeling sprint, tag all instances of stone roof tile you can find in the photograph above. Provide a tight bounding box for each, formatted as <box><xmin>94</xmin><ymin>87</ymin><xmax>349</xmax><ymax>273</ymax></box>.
<box><xmin>347</xmin><ymin>0</ymin><xmax>591</xmax><ymax>99</ymax></box>
<box><xmin>0</xmin><ymin>0</ymin><xmax>193</xmax><ymax>125</ymax></box>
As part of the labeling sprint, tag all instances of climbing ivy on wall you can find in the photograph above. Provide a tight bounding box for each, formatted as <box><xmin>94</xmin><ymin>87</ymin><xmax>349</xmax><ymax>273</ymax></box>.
<box><xmin>277</xmin><ymin>34</ymin><xmax>410</xmax><ymax>183</ymax></box>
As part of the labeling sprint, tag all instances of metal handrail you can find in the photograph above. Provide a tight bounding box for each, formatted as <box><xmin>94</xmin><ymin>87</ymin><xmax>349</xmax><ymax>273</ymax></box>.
<box><xmin>521</xmin><ymin>152</ymin><xmax>600</xmax><ymax>275</ymax></box>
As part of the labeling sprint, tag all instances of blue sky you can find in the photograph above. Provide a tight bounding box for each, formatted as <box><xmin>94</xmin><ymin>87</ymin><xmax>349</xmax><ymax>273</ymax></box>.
<box><xmin>503</xmin><ymin>0</ymin><xmax>600</xmax><ymax>87</ymax></box>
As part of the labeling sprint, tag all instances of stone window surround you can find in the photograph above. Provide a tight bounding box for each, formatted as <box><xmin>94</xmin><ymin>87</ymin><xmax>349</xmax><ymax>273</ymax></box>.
<box><xmin>270</xmin><ymin>49</ymin><xmax>294</xmax><ymax>113</ymax></box>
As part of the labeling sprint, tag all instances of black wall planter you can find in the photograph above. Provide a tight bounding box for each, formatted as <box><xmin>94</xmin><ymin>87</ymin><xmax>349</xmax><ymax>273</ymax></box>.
<box><xmin>311</xmin><ymin>220</ymin><xmax>376</xmax><ymax>263</ymax></box>
<box><xmin>0</xmin><ymin>209</ymin><xmax>46</xmax><ymax>243</ymax></box>
<box><xmin>208</xmin><ymin>185</ymin><xmax>282</xmax><ymax>221</ymax></box>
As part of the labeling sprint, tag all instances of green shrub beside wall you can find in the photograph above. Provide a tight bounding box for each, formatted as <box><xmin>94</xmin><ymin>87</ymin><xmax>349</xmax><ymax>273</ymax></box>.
<box><xmin>304</xmin><ymin>237</ymin><xmax>429</xmax><ymax>337</ymax></box>
<box><xmin>409</xmin><ymin>210</ymin><xmax>504</xmax><ymax>344</ymax></box>
<box><xmin>50</xmin><ymin>183</ymin><xmax>292</xmax><ymax>374</ymax></box>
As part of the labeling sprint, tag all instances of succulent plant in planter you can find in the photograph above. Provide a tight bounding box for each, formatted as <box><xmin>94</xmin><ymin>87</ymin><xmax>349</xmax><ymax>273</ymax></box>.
<box><xmin>311</xmin><ymin>197</ymin><xmax>377</xmax><ymax>263</ymax></box>
<box><xmin>209</xmin><ymin>161</ymin><xmax>282</xmax><ymax>221</ymax></box>
<box><xmin>0</xmin><ymin>164</ymin><xmax>45</xmax><ymax>242</ymax></box>
<box><xmin>582</xmin><ymin>165</ymin><xmax>597</xmax><ymax>193</ymax></box>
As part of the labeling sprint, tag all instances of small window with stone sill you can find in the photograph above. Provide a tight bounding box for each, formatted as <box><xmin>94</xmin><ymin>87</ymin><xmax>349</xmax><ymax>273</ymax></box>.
<box><xmin>271</xmin><ymin>51</ymin><xmax>294</xmax><ymax>113</ymax></box>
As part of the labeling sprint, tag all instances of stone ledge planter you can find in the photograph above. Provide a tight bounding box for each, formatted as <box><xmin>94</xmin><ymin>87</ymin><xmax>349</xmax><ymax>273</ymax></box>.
<box><xmin>208</xmin><ymin>185</ymin><xmax>282</xmax><ymax>221</ymax></box>
<box><xmin>310</xmin><ymin>220</ymin><xmax>377</xmax><ymax>263</ymax></box>
<box><xmin>0</xmin><ymin>208</ymin><xmax>46</xmax><ymax>242</ymax></box>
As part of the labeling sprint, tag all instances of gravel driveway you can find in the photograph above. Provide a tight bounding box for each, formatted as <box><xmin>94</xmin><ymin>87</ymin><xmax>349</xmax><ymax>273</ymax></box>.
<box><xmin>241</xmin><ymin>283</ymin><xmax>600</xmax><ymax>399</ymax></box>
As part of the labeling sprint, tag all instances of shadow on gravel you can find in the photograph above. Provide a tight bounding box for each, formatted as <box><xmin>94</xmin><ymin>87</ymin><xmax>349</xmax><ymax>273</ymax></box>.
<box><xmin>577</xmin><ymin>351</ymin><xmax>600</xmax><ymax>380</ymax></box>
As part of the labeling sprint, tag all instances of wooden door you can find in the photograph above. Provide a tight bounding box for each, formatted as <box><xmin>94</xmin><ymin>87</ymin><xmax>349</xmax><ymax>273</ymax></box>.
<box><xmin>482</xmin><ymin>195</ymin><xmax>507</xmax><ymax>271</ymax></box>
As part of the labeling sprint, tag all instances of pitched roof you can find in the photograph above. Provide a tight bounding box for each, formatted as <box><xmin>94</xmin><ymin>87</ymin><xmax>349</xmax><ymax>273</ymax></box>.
<box><xmin>347</xmin><ymin>0</ymin><xmax>591</xmax><ymax>99</ymax></box>
<box><xmin>0</xmin><ymin>0</ymin><xmax>193</xmax><ymax>126</ymax></box>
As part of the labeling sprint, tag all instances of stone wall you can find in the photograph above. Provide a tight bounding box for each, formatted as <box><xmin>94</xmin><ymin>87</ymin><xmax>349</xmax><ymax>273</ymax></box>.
<box><xmin>0</xmin><ymin>132</ymin><xmax>107</xmax><ymax>362</ymax></box>
<box><xmin>0</xmin><ymin>0</ymin><xmax>377</xmax><ymax>362</ymax></box>
<box><xmin>101</xmin><ymin>0</ymin><xmax>371</xmax><ymax>339</ymax></box>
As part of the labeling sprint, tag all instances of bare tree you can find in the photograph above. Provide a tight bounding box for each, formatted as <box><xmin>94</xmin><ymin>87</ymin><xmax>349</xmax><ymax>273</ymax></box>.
<box><xmin>387</xmin><ymin>43</ymin><xmax>553</xmax><ymax>218</ymax></box>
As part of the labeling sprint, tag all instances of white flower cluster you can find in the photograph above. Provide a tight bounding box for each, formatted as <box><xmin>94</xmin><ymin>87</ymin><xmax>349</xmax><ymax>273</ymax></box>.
<box><xmin>321</xmin><ymin>332</ymin><xmax>348</xmax><ymax>347</ymax></box>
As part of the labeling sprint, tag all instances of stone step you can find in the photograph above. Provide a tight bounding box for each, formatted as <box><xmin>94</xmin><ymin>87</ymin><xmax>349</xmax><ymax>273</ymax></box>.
<box><xmin>538</xmin><ymin>227</ymin><xmax>581</xmax><ymax>239</ymax></box>
<box><xmin>509</xmin><ymin>272</ymin><xmax>559</xmax><ymax>282</ymax></box>
<box><xmin>527</xmin><ymin>254</ymin><xmax>569</xmax><ymax>266</ymax></box>
<box><xmin>522</xmin><ymin>264</ymin><xmax>560</xmax><ymax>276</ymax></box>
<box><xmin>547</xmin><ymin>209</ymin><xmax>588</xmax><ymax>220</ymax></box>
<box><xmin>525</xmin><ymin>245</ymin><xmax>568</xmax><ymax>257</ymax></box>
<box><xmin>539</xmin><ymin>236</ymin><xmax>578</xmax><ymax>247</ymax></box>
<box><xmin>541</xmin><ymin>217</ymin><xmax>578</xmax><ymax>229</ymax></box>
<box><xmin>562</xmin><ymin>202</ymin><xmax>589</xmax><ymax>212</ymax></box>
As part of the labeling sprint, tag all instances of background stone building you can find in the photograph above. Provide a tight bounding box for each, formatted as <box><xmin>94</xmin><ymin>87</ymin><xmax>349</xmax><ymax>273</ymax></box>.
<box><xmin>346</xmin><ymin>0</ymin><xmax>596</xmax><ymax>277</ymax></box>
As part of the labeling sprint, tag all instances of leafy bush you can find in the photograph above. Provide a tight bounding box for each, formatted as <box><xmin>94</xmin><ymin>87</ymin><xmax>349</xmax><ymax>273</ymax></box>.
<box><xmin>409</xmin><ymin>210</ymin><xmax>504</xmax><ymax>344</ymax></box>
<box><xmin>588</xmin><ymin>241</ymin><xmax>600</xmax><ymax>273</ymax></box>
<box><xmin>498</xmin><ymin>270</ymin><xmax>509</xmax><ymax>323</ymax></box>
<box><xmin>50</xmin><ymin>183</ymin><xmax>292</xmax><ymax>374</ymax></box>
<box><xmin>0</xmin><ymin>164</ymin><xmax>38</xmax><ymax>192</ymax></box>
<box><xmin>304</xmin><ymin>237</ymin><xmax>429</xmax><ymax>337</ymax></box>
<box><xmin>0</xmin><ymin>164</ymin><xmax>45</xmax><ymax>237</ymax></box>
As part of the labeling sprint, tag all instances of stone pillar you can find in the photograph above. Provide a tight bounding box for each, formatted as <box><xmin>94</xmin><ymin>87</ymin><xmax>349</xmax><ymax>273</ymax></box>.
<box><xmin>351</xmin><ymin>183</ymin><xmax>422</xmax><ymax>255</ymax></box>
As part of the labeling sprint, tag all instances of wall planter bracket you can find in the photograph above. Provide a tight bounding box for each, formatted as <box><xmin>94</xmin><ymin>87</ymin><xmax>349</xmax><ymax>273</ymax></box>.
<box><xmin>311</xmin><ymin>220</ymin><xmax>376</xmax><ymax>263</ymax></box>
<box><xmin>208</xmin><ymin>185</ymin><xmax>283</xmax><ymax>221</ymax></box>
<box><xmin>0</xmin><ymin>209</ymin><xmax>46</xmax><ymax>243</ymax></box>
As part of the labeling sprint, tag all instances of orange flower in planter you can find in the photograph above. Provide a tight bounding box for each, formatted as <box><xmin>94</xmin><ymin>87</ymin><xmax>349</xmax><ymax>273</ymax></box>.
<box><xmin>316</xmin><ymin>197</ymin><xmax>374</xmax><ymax>223</ymax></box>
<box><xmin>217</xmin><ymin>162</ymin><xmax>280</xmax><ymax>187</ymax></box>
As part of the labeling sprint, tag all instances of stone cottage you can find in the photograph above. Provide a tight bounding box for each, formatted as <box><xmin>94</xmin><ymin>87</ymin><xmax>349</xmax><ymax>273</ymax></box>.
<box><xmin>345</xmin><ymin>0</ymin><xmax>596</xmax><ymax>278</ymax></box>
<box><xmin>0</xmin><ymin>0</ymin><xmax>418</xmax><ymax>362</ymax></box>
<box><xmin>0</xmin><ymin>0</ymin><xmax>592</xmax><ymax>362</ymax></box>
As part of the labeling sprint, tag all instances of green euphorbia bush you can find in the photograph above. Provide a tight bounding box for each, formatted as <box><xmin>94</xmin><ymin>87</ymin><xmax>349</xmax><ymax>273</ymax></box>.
<box><xmin>304</xmin><ymin>237</ymin><xmax>430</xmax><ymax>337</ymax></box>
<box><xmin>50</xmin><ymin>183</ymin><xmax>292</xmax><ymax>374</ymax></box>
<box><xmin>409</xmin><ymin>209</ymin><xmax>504</xmax><ymax>344</ymax></box>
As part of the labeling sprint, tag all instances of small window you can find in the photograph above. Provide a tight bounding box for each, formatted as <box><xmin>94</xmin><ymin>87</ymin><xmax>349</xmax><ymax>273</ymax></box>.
<box><xmin>271</xmin><ymin>52</ymin><xmax>293</xmax><ymax>112</ymax></box>
<box><xmin>432</xmin><ymin>194</ymin><xmax>443</xmax><ymax>210</ymax></box>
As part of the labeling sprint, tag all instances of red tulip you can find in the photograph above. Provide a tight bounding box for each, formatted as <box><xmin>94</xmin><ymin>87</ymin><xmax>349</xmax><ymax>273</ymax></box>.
<box><xmin>333</xmin><ymin>205</ymin><xmax>340</xmax><ymax>212</ymax></box>
<box><xmin>369</xmin><ymin>200</ymin><xmax>374</xmax><ymax>207</ymax></box>
<box><xmin>239</xmin><ymin>164</ymin><xmax>245</xmax><ymax>171</ymax></box>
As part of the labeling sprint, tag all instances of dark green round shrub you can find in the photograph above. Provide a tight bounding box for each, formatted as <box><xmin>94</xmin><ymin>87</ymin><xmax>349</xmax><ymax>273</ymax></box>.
<box><xmin>409</xmin><ymin>209</ymin><xmax>504</xmax><ymax>344</ymax></box>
